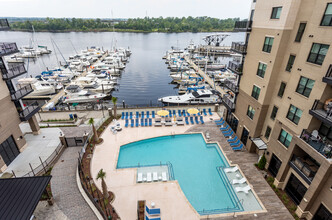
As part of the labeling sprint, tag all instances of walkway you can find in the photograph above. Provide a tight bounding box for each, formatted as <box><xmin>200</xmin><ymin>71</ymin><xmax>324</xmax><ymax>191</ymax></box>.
<box><xmin>50</xmin><ymin>147</ymin><xmax>97</xmax><ymax>220</ymax></box>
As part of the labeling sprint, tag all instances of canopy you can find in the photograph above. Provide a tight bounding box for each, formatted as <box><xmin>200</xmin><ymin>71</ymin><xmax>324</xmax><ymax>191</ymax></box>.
<box><xmin>251</xmin><ymin>138</ymin><xmax>267</xmax><ymax>150</ymax></box>
<box><xmin>157</xmin><ymin>110</ymin><xmax>169</xmax><ymax>117</ymax></box>
<box><xmin>187</xmin><ymin>108</ymin><xmax>199</xmax><ymax>115</ymax></box>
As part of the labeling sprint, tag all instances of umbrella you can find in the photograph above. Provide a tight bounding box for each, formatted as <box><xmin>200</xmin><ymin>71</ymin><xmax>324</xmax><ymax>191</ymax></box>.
<box><xmin>157</xmin><ymin>110</ymin><xmax>169</xmax><ymax>117</ymax></box>
<box><xmin>187</xmin><ymin>108</ymin><xmax>199</xmax><ymax>115</ymax></box>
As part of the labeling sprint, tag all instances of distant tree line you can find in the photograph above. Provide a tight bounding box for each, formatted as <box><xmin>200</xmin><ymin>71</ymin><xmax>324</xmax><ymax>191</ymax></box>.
<box><xmin>10</xmin><ymin>17</ymin><xmax>239</xmax><ymax>32</ymax></box>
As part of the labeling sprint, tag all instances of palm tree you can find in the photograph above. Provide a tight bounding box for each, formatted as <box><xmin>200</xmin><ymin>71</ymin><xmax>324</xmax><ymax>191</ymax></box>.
<box><xmin>88</xmin><ymin>118</ymin><xmax>99</xmax><ymax>143</ymax></box>
<box><xmin>112</xmin><ymin>96</ymin><xmax>118</xmax><ymax>118</ymax></box>
<box><xmin>96</xmin><ymin>168</ymin><xmax>109</xmax><ymax>199</ymax></box>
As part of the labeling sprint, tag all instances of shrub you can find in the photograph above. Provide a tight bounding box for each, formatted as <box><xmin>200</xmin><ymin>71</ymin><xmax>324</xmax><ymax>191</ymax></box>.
<box><xmin>267</xmin><ymin>176</ymin><xmax>274</xmax><ymax>185</ymax></box>
<box><xmin>290</xmin><ymin>204</ymin><xmax>297</xmax><ymax>212</ymax></box>
<box><xmin>272</xmin><ymin>184</ymin><xmax>276</xmax><ymax>190</ymax></box>
<box><xmin>257</xmin><ymin>154</ymin><xmax>267</xmax><ymax>170</ymax></box>
<box><xmin>282</xmin><ymin>194</ymin><xmax>289</xmax><ymax>204</ymax></box>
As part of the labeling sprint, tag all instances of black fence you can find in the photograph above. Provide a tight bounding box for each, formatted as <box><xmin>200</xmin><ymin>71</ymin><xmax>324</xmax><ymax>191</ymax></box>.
<box><xmin>234</xmin><ymin>21</ymin><xmax>252</xmax><ymax>31</ymax></box>
<box><xmin>231</xmin><ymin>42</ymin><xmax>247</xmax><ymax>54</ymax></box>
<box><xmin>11</xmin><ymin>84</ymin><xmax>33</xmax><ymax>100</ymax></box>
<box><xmin>224</xmin><ymin>79</ymin><xmax>239</xmax><ymax>93</ymax></box>
<box><xmin>2</xmin><ymin>63</ymin><xmax>27</xmax><ymax>80</ymax></box>
<box><xmin>0</xmin><ymin>42</ymin><xmax>19</xmax><ymax>56</ymax></box>
<box><xmin>222</xmin><ymin>96</ymin><xmax>236</xmax><ymax>111</ymax></box>
<box><xmin>19</xmin><ymin>101</ymin><xmax>41</xmax><ymax>121</ymax></box>
<box><xmin>228</xmin><ymin>61</ymin><xmax>243</xmax><ymax>74</ymax></box>
<box><xmin>0</xmin><ymin>19</ymin><xmax>10</xmax><ymax>30</ymax></box>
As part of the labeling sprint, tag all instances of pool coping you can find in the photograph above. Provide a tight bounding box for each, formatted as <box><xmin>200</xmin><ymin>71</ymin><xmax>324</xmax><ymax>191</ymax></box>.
<box><xmin>112</xmin><ymin>131</ymin><xmax>267</xmax><ymax>219</ymax></box>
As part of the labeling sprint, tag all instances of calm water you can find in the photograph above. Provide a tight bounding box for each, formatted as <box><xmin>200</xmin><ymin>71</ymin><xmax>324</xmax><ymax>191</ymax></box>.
<box><xmin>0</xmin><ymin>31</ymin><xmax>244</xmax><ymax>105</ymax></box>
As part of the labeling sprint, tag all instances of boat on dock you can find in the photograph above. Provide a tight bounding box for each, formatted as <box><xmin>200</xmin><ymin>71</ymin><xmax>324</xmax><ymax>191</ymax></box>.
<box><xmin>158</xmin><ymin>89</ymin><xmax>221</xmax><ymax>105</ymax></box>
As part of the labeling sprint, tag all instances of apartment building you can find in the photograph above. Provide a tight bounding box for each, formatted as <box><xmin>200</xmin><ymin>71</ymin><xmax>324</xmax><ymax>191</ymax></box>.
<box><xmin>224</xmin><ymin>1</ymin><xmax>332</xmax><ymax>219</ymax></box>
<box><xmin>0</xmin><ymin>19</ymin><xmax>40</xmax><ymax>172</ymax></box>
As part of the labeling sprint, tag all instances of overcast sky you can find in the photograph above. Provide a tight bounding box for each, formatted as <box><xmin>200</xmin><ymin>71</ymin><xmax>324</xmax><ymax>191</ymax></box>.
<box><xmin>0</xmin><ymin>0</ymin><xmax>252</xmax><ymax>19</ymax></box>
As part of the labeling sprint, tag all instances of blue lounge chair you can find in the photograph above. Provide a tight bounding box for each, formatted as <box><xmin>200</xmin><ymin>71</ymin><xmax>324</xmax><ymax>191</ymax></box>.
<box><xmin>224</xmin><ymin>130</ymin><xmax>234</xmax><ymax>137</ymax></box>
<box><xmin>182</xmin><ymin>110</ymin><xmax>186</xmax><ymax>117</ymax></box>
<box><xmin>173</xmin><ymin>110</ymin><xmax>176</xmax><ymax>116</ymax></box>
<box><xmin>215</xmin><ymin>117</ymin><xmax>224</xmax><ymax>123</ymax></box>
<box><xmin>129</xmin><ymin>112</ymin><xmax>133</xmax><ymax>119</ymax></box>
<box><xmin>169</xmin><ymin>110</ymin><xmax>172</xmax><ymax>117</ymax></box>
<box><xmin>125</xmin><ymin>112</ymin><xmax>129</xmax><ymax>119</ymax></box>
<box><xmin>195</xmin><ymin>116</ymin><xmax>200</xmax><ymax>124</ymax></box>
<box><xmin>178</xmin><ymin>109</ymin><xmax>182</xmax><ymax>117</ymax></box>
<box><xmin>233</xmin><ymin>144</ymin><xmax>244</xmax><ymax>151</ymax></box>
<box><xmin>121</xmin><ymin>112</ymin><xmax>125</xmax><ymax>119</ymax></box>
<box><xmin>185</xmin><ymin>117</ymin><xmax>189</xmax><ymax>125</ymax></box>
<box><xmin>125</xmin><ymin>119</ymin><xmax>129</xmax><ymax>127</ymax></box>
<box><xmin>146</xmin><ymin>111</ymin><xmax>150</xmax><ymax>118</ymax></box>
<box><xmin>190</xmin><ymin>116</ymin><xmax>194</xmax><ymax>124</ymax></box>
<box><xmin>145</xmin><ymin>206</ymin><xmax>161</xmax><ymax>215</ymax></box>
<box><xmin>135</xmin><ymin>118</ymin><xmax>139</xmax><ymax>127</ymax></box>
<box><xmin>149</xmin><ymin>118</ymin><xmax>152</xmax><ymax>126</ymax></box>
<box><xmin>141</xmin><ymin>118</ymin><xmax>144</xmax><ymax>127</ymax></box>
<box><xmin>146</xmin><ymin>216</ymin><xmax>161</xmax><ymax>220</ymax></box>
<box><xmin>152</xmin><ymin>111</ymin><xmax>155</xmax><ymax>118</ymax></box>
<box><xmin>222</xmin><ymin>128</ymin><xmax>231</xmax><ymax>134</ymax></box>
<box><xmin>216</xmin><ymin>120</ymin><xmax>225</xmax><ymax>126</ymax></box>
<box><xmin>227</xmin><ymin>136</ymin><xmax>239</xmax><ymax>143</ymax></box>
<box><xmin>145</xmin><ymin>118</ymin><xmax>148</xmax><ymax>126</ymax></box>
<box><xmin>230</xmin><ymin>139</ymin><xmax>240</xmax><ymax>147</ymax></box>
<box><xmin>203</xmin><ymin>109</ymin><xmax>208</xmax><ymax>116</ymax></box>
<box><xmin>136</xmin><ymin>111</ymin><xmax>139</xmax><ymax>118</ymax></box>
<box><xmin>200</xmin><ymin>116</ymin><xmax>204</xmax><ymax>124</ymax></box>
<box><xmin>208</xmin><ymin>108</ymin><xmax>213</xmax><ymax>116</ymax></box>
<box><xmin>130</xmin><ymin>119</ymin><xmax>134</xmax><ymax>127</ymax></box>
<box><xmin>220</xmin><ymin>125</ymin><xmax>229</xmax><ymax>131</ymax></box>
<box><xmin>141</xmin><ymin>111</ymin><xmax>145</xmax><ymax>119</ymax></box>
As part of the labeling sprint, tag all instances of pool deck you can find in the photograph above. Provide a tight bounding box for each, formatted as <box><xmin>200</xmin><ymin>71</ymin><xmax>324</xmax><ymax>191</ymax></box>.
<box><xmin>91</xmin><ymin>115</ymin><xmax>293</xmax><ymax>220</ymax></box>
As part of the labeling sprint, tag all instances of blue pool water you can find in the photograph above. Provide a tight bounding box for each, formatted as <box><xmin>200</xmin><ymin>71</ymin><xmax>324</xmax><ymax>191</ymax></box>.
<box><xmin>116</xmin><ymin>133</ymin><xmax>242</xmax><ymax>214</ymax></box>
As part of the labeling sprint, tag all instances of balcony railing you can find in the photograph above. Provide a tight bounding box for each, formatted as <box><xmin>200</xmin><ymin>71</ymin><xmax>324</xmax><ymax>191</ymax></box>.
<box><xmin>228</xmin><ymin>61</ymin><xmax>243</xmax><ymax>74</ymax></box>
<box><xmin>300</xmin><ymin>129</ymin><xmax>332</xmax><ymax>159</ymax></box>
<box><xmin>231</xmin><ymin>42</ymin><xmax>247</xmax><ymax>54</ymax></box>
<box><xmin>0</xmin><ymin>19</ymin><xmax>10</xmax><ymax>31</ymax></box>
<box><xmin>19</xmin><ymin>101</ymin><xmax>41</xmax><ymax>121</ymax></box>
<box><xmin>0</xmin><ymin>42</ymin><xmax>19</xmax><ymax>56</ymax></box>
<box><xmin>234</xmin><ymin>20</ymin><xmax>252</xmax><ymax>32</ymax></box>
<box><xmin>309</xmin><ymin>100</ymin><xmax>332</xmax><ymax>127</ymax></box>
<box><xmin>289</xmin><ymin>156</ymin><xmax>318</xmax><ymax>185</ymax></box>
<box><xmin>224</xmin><ymin>79</ymin><xmax>239</xmax><ymax>93</ymax></box>
<box><xmin>11</xmin><ymin>84</ymin><xmax>33</xmax><ymax>101</ymax></box>
<box><xmin>222</xmin><ymin>95</ymin><xmax>235</xmax><ymax>112</ymax></box>
<box><xmin>323</xmin><ymin>64</ymin><xmax>332</xmax><ymax>85</ymax></box>
<box><xmin>1</xmin><ymin>63</ymin><xmax>27</xmax><ymax>80</ymax></box>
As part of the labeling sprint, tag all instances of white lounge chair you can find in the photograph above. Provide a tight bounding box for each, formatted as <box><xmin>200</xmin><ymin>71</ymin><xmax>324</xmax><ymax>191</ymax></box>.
<box><xmin>235</xmin><ymin>185</ymin><xmax>252</xmax><ymax>194</ymax></box>
<box><xmin>224</xmin><ymin>166</ymin><xmax>238</xmax><ymax>173</ymax></box>
<box><xmin>154</xmin><ymin>118</ymin><xmax>162</xmax><ymax>127</ymax></box>
<box><xmin>162</xmin><ymin>172</ymin><xmax>167</xmax><ymax>181</ymax></box>
<box><xmin>176</xmin><ymin>117</ymin><xmax>185</xmax><ymax>125</ymax></box>
<box><xmin>206</xmin><ymin>132</ymin><xmax>210</xmax><ymax>140</ymax></box>
<box><xmin>165</xmin><ymin>118</ymin><xmax>173</xmax><ymax>126</ymax></box>
<box><xmin>137</xmin><ymin>173</ymin><xmax>143</xmax><ymax>183</ymax></box>
<box><xmin>153</xmin><ymin>172</ymin><xmax>158</xmax><ymax>181</ymax></box>
<box><xmin>232</xmin><ymin>178</ymin><xmax>246</xmax><ymax>185</ymax></box>
<box><xmin>147</xmin><ymin>172</ymin><xmax>152</xmax><ymax>182</ymax></box>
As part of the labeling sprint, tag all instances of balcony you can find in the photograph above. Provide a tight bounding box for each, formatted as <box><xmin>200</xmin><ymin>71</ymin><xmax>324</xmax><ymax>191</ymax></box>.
<box><xmin>11</xmin><ymin>84</ymin><xmax>33</xmax><ymax>101</ymax></box>
<box><xmin>233</xmin><ymin>20</ymin><xmax>252</xmax><ymax>32</ymax></box>
<box><xmin>300</xmin><ymin>129</ymin><xmax>332</xmax><ymax>159</ymax></box>
<box><xmin>222</xmin><ymin>95</ymin><xmax>235</xmax><ymax>112</ymax></box>
<box><xmin>224</xmin><ymin>79</ymin><xmax>239</xmax><ymax>94</ymax></box>
<box><xmin>289</xmin><ymin>156</ymin><xmax>319</xmax><ymax>185</ymax></box>
<box><xmin>228</xmin><ymin>61</ymin><xmax>243</xmax><ymax>75</ymax></box>
<box><xmin>19</xmin><ymin>101</ymin><xmax>41</xmax><ymax>121</ymax></box>
<box><xmin>0</xmin><ymin>42</ymin><xmax>19</xmax><ymax>56</ymax></box>
<box><xmin>309</xmin><ymin>100</ymin><xmax>332</xmax><ymax>127</ymax></box>
<box><xmin>323</xmin><ymin>64</ymin><xmax>332</xmax><ymax>85</ymax></box>
<box><xmin>1</xmin><ymin>63</ymin><xmax>27</xmax><ymax>80</ymax></box>
<box><xmin>231</xmin><ymin>42</ymin><xmax>247</xmax><ymax>54</ymax></box>
<box><xmin>0</xmin><ymin>19</ymin><xmax>10</xmax><ymax>31</ymax></box>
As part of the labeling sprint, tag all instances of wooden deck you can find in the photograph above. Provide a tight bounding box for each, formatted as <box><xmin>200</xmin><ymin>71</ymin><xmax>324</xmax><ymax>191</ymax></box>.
<box><xmin>186</xmin><ymin>121</ymin><xmax>293</xmax><ymax>220</ymax></box>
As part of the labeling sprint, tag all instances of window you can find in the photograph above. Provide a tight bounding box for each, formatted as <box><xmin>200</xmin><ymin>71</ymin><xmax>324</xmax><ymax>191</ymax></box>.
<box><xmin>278</xmin><ymin>129</ymin><xmax>292</xmax><ymax>147</ymax></box>
<box><xmin>247</xmin><ymin>105</ymin><xmax>255</xmax><ymax>120</ymax></box>
<box><xmin>263</xmin><ymin>37</ymin><xmax>274</xmax><ymax>53</ymax></box>
<box><xmin>286</xmin><ymin>105</ymin><xmax>303</xmax><ymax>125</ymax></box>
<box><xmin>313</xmin><ymin>204</ymin><xmax>332</xmax><ymax>220</ymax></box>
<box><xmin>296</xmin><ymin>76</ymin><xmax>315</xmax><ymax>97</ymax></box>
<box><xmin>271</xmin><ymin>7</ymin><xmax>282</xmax><ymax>19</ymax></box>
<box><xmin>257</xmin><ymin>62</ymin><xmax>267</xmax><ymax>78</ymax></box>
<box><xmin>251</xmin><ymin>85</ymin><xmax>261</xmax><ymax>100</ymax></box>
<box><xmin>271</xmin><ymin>106</ymin><xmax>278</xmax><ymax>120</ymax></box>
<box><xmin>318</xmin><ymin>123</ymin><xmax>332</xmax><ymax>141</ymax></box>
<box><xmin>265</xmin><ymin>126</ymin><xmax>272</xmax><ymax>139</ymax></box>
<box><xmin>321</xmin><ymin>3</ymin><xmax>332</xmax><ymax>26</ymax></box>
<box><xmin>277</xmin><ymin>82</ymin><xmax>286</xmax><ymax>97</ymax></box>
<box><xmin>307</xmin><ymin>43</ymin><xmax>330</xmax><ymax>65</ymax></box>
<box><xmin>285</xmin><ymin>55</ymin><xmax>296</xmax><ymax>72</ymax></box>
<box><xmin>295</xmin><ymin>23</ymin><xmax>306</xmax><ymax>42</ymax></box>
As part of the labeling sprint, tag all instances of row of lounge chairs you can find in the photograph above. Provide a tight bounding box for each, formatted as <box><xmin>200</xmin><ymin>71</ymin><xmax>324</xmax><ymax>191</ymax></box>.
<box><xmin>224</xmin><ymin>166</ymin><xmax>252</xmax><ymax>194</ymax></box>
<box><xmin>215</xmin><ymin>118</ymin><xmax>244</xmax><ymax>151</ymax></box>
<box><xmin>137</xmin><ymin>172</ymin><xmax>167</xmax><ymax>183</ymax></box>
<box><xmin>121</xmin><ymin>108</ymin><xmax>214</xmax><ymax>120</ymax></box>
<box><xmin>145</xmin><ymin>205</ymin><xmax>161</xmax><ymax>220</ymax></box>
<box><xmin>125</xmin><ymin>116</ymin><xmax>205</xmax><ymax>127</ymax></box>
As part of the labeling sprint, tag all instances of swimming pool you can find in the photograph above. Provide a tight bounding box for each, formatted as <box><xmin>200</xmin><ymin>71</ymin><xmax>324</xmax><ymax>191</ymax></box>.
<box><xmin>116</xmin><ymin>133</ymin><xmax>243</xmax><ymax>215</ymax></box>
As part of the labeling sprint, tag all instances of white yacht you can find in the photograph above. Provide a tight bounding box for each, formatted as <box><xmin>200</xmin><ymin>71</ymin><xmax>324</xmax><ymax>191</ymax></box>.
<box><xmin>72</xmin><ymin>77</ymin><xmax>114</xmax><ymax>93</ymax></box>
<box><xmin>17</xmin><ymin>78</ymin><xmax>56</xmax><ymax>96</ymax></box>
<box><xmin>63</xmin><ymin>85</ymin><xmax>107</xmax><ymax>103</ymax></box>
<box><xmin>158</xmin><ymin>89</ymin><xmax>220</xmax><ymax>105</ymax></box>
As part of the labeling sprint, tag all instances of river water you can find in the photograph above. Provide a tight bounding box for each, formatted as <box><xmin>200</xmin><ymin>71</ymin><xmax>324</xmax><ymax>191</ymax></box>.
<box><xmin>0</xmin><ymin>31</ymin><xmax>244</xmax><ymax>106</ymax></box>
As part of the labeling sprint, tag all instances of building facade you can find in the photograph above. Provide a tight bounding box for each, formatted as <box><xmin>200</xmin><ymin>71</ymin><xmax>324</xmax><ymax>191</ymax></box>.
<box><xmin>226</xmin><ymin>1</ymin><xmax>332</xmax><ymax>219</ymax></box>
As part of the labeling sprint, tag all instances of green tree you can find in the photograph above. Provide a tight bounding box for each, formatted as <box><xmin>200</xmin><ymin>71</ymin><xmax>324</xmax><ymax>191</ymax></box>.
<box><xmin>112</xmin><ymin>97</ymin><xmax>118</xmax><ymax>117</ymax></box>
<box><xmin>96</xmin><ymin>169</ymin><xmax>109</xmax><ymax>199</ymax></box>
<box><xmin>88</xmin><ymin>118</ymin><xmax>99</xmax><ymax>143</ymax></box>
<box><xmin>257</xmin><ymin>154</ymin><xmax>267</xmax><ymax>170</ymax></box>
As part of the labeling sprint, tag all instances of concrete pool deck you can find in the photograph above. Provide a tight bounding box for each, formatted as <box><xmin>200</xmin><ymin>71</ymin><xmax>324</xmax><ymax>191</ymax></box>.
<box><xmin>91</xmin><ymin>115</ymin><xmax>293</xmax><ymax>220</ymax></box>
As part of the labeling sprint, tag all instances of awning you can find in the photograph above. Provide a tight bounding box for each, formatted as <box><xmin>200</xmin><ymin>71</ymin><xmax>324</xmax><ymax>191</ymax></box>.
<box><xmin>0</xmin><ymin>176</ymin><xmax>52</xmax><ymax>220</ymax></box>
<box><xmin>252</xmin><ymin>138</ymin><xmax>268</xmax><ymax>150</ymax></box>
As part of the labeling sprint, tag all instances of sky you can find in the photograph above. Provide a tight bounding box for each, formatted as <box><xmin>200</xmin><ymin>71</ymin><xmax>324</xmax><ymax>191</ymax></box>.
<box><xmin>0</xmin><ymin>0</ymin><xmax>252</xmax><ymax>19</ymax></box>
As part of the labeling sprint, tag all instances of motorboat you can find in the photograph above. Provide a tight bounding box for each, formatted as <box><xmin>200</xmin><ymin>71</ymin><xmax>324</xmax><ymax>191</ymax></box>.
<box><xmin>72</xmin><ymin>77</ymin><xmax>114</xmax><ymax>93</ymax></box>
<box><xmin>17</xmin><ymin>78</ymin><xmax>56</xmax><ymax>96</ymax></box>
<box><xmin>6</xmin><ymin>56</ymin><xmax>24</xmax><ymax>63</ymax></box>
<box><xmin>63</xmin><ymin>85</ymin><xmax>107</xmax><ymax>103</ymax></box>
<box><xmin>158</xmin><ymin>89</ymin><xmax>221</xmax><ymax>105</ymax></box>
